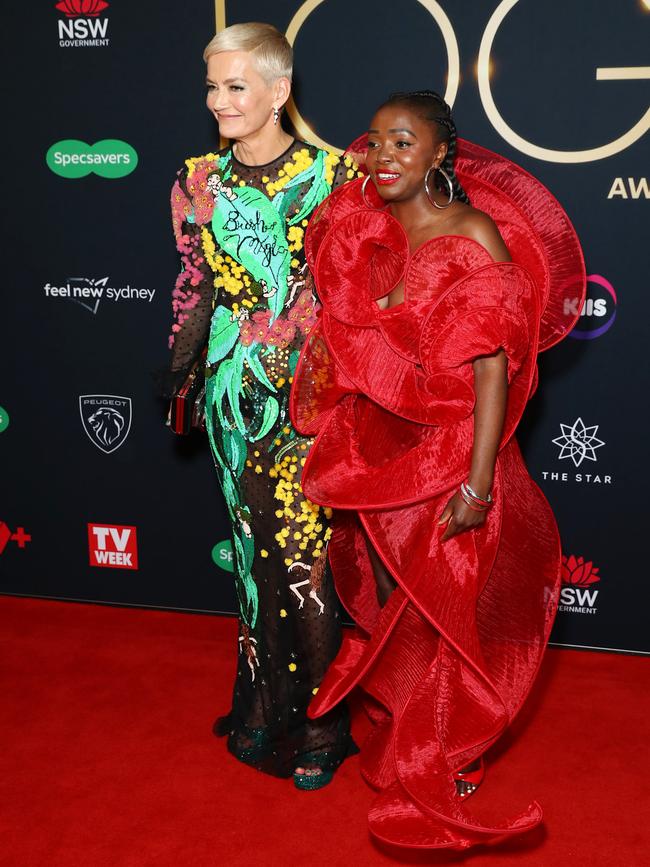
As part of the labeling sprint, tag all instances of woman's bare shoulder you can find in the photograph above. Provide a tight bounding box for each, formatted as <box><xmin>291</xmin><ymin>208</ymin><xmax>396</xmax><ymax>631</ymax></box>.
<box><xmin>452</xmin><ymin>205</ymin><xmax>510</xmax><ymax>262</ymax></box>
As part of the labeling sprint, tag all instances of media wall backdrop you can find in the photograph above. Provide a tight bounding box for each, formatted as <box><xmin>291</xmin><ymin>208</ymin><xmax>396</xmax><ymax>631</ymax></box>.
<box><xmin>1</xmin><ymin>1</ymin><xmax>648</xmax><ymax>654</ymax></box>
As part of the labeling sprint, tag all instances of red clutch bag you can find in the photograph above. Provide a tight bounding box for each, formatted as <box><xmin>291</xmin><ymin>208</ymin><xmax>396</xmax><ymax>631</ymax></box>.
<box><xmin>169</xmin><ymin>359</ymin><xmax>206</xmax><ymax>435</ymax></box>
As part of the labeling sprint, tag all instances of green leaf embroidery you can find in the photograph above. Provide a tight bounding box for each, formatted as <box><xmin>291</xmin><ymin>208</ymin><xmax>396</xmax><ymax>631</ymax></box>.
<box><xmin>212</xmin><ymin>185</ymin><xmax>291</xmax><ymax>318</ymax></box>
<box><xmin>207</xmin><ymin>305</ymin><xmax>240</xmax><ymax>365</ymax></box>
<box><xmin>226</xmin><ymin>344</ymin><xmax>246</xmax><ymax>434</ymax></box>
<box><xmin>291</xmin><ymin>151</ymin><xmax>330</xmax><ymax>226</ymax></box>
<box><xmin>250</xmin><ymin>395</ymin><xmax>279</xmax><ymax>442</ymax></box>
<box><xmin>233</xmin><ymin>533</ymin><xmax>258</xmax><ymax>628</ymax></box>
<box><xmin>223</xmin><ymin>427</ymin><xmax>247</xmax><ymax>476</ymax></box>
<box><xmin>244</xmin><ymin>345</ymin><xmax>276</xmax><ymax>393</ymax></box>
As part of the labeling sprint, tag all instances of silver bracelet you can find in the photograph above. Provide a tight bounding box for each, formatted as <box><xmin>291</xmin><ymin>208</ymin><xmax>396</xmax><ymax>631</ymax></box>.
<box><xmin>463</xmin><ymin>481</ymin><xmax>493</xmax><ymax>505</ymax></box>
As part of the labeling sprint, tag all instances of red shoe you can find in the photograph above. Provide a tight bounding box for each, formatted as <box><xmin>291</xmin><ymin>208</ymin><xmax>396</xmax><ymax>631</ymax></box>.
<box><xmin>453</xmin><ymin>757</ymin><xmax>485</xmax><ymax>799</ymax></box>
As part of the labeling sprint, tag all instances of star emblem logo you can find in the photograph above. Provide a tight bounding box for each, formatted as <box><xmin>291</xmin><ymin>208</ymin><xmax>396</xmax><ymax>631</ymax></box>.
<box><xmin>552</xmin><ymin>418</ymin><xmax>605</xmax><ymax>467</ymax></box>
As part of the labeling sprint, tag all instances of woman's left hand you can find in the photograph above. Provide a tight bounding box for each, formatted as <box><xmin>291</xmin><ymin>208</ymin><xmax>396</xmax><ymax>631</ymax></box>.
<box><xmin>438</xmin><ymin>491</ymin><xmax>488</xmax><ymax>542</ymax></box>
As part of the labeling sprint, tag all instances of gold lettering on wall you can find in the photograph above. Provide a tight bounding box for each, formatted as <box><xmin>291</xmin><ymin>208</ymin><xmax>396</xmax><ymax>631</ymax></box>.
<box><xmin>284</xmin><ymin>0</ymin><xmax>460</xmax><ymax>153</ymax></box>
<box><xmin>478</xmin><ymin>0</ymin><xmax>650</xmax><ymax>163</ymax></box>
<box><xmin>215</xmin><ymin>1</ymin><xmax>226</xmax><ymax>31</ymax></box>
<box><xmin>214</xmin><ymin>0</ymin><xmax>649</xmax><ymax>163</ymax></box>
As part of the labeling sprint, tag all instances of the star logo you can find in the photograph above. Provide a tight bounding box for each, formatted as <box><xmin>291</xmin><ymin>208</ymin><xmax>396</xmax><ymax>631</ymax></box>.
<box><xmin>552</xmin><ymin>417</ymin><xmax>605</xmax><ymax>467</ymax></box>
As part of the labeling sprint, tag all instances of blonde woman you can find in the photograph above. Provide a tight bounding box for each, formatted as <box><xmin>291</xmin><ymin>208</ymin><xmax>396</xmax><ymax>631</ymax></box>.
<box><xmin>167</xmin><ymin>22</ymin><xmax>360</xmax><ymax>789</ymax></box>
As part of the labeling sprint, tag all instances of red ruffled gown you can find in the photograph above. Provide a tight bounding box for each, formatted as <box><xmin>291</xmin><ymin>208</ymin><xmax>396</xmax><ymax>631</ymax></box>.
<box><xmin>289</xmin><ymin>140</ymin><xmax>586</xmax><ymax>850</ymax></box>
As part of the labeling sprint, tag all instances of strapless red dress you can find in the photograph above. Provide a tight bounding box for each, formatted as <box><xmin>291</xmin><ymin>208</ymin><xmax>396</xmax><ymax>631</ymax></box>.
<box><xmin>289</xmin><ymin>140</ymin><xmax>586</xmax><ymax>850</ymax></box>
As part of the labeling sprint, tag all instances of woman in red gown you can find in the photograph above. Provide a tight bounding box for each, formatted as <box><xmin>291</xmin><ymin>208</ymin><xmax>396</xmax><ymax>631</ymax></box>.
<box><xmin>290</xmin><ymin>91</ymin><xmax>586</xmax><ymax>850</ymax></box>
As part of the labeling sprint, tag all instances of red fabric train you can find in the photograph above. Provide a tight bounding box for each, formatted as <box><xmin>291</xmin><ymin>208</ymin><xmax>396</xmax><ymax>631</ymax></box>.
<box><xmin>289</xmin><ymin>139</ymin><xmax>586</xmax><ymax>850</ymax></box>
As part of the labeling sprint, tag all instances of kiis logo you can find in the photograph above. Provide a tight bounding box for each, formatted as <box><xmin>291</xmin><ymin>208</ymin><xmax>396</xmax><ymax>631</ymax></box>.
<box><xmin>559</xmin><ymin>555</ymin><xmax>600</xmax><ymax>615</ymax></box>
<box><xmin>0</xmin><ymin>521</ymin><xmax>31</xmax><ymax>555</ymax></box>
<box><xmin>88</xmin><ymin>523</ymin><xmax>138</xmax><ymax>569</ymax></box>
<box><xmin>44</xmin><ymin>277</ymin><xmax>156</xmax><ymax>314</ymax></box>
<box><xmin>46</xmin><ymin>141</ymin><xmax>137</xmax><ymax>179</ymax></box>
<box><xmin>0</xmin><ymin>404</ymin><xmax>9</xmax><ymax>434</ymax></box>
<box><xmin>55</xmin><ymin>1</ymin><xmax>110</xmax><ymax>48</ymax></box>
<box><xmin>566</xmin><ymin>275</ymin><xmax>617</xmax><ymax>340</ymax></box>
<box><xmin>79</xmin><ymin>395</ymin><xmax>132</xmax><ymax>454</ymax></box>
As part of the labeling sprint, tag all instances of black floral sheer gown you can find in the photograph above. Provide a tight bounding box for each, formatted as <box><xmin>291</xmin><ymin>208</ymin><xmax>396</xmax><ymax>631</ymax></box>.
<box><xmin>167</xmin><ymin>140</ymin><xmax>362</xmax><ymax>777</ymax></box>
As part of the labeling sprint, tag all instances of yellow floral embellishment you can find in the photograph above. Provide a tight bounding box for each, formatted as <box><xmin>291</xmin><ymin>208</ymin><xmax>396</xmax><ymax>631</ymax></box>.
<box><xmin>287</xmin><ymin>225</ymin><xmax>304</xmax><ymax>252</ymax></box>
<box><xmin>325</xmin><ymin>151</ymin><xmax>341</xmax><ymax>186</ymax></box>
<box><xmin>185</xmin><ymin>152</ymin><xmax>218</xmax><ymax>177</ymax></box>
<box><xmin>265</xmin><ymin>150</ymin><xmax>314</xmax><ymax>199</ymax></box>
<box><xmin>288</xmin><ymin>662</ymin><xmax>297</xmax><ymax>672</ymax></box>
<box><xmin>280</xmin><ymin>609</ymin><xmax>287</xmax><ymax>618</ymax></box>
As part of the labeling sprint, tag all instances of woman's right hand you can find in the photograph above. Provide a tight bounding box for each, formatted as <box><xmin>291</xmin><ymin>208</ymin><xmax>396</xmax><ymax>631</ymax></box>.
<box><xmin>437</xmin><ymin>491</ymin><xmax>487</xmax><ymax>542</ymax></box>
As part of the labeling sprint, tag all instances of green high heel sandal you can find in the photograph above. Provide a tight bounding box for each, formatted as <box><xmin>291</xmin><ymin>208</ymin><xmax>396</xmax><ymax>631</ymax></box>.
<box><xmin>293</xmin><ymin>752</ymin><xmax>335</xmax><ymax>791</ymax></box>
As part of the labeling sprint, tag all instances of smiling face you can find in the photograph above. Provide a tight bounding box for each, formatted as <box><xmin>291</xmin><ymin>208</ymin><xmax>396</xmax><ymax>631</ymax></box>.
<box><xmin>206</xmin><ymin>51</ymin><xmax>288</xmax><ymax>140</ymax></box>
<box><xmin>365</xmin><ymin>105</ymin><xmax>448</xmax><ymax>203</ymax></box>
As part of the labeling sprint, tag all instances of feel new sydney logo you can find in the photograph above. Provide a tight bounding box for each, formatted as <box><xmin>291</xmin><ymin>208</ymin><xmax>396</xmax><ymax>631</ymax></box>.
<box><xmin>46</xmin><ymin>140</ymin><xmax>138</xmax><ymax>179</ymax></box>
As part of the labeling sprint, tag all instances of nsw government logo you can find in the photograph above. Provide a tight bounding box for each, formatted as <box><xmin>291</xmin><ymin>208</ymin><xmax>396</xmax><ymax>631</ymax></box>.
<box><xmin>79</xmin><ymin>395</ymin><xmax>132</xmax><ymax>454</ymax></box>
<box><xmin>559</xmin><ymin>555</ymin><xmax>601</xmax><ymax>616</ymax></box>
<box><xmin>541</xmin><ymin>417</ymin><xmax>611</xmax><ymax>486</ymax></box>
<box><xmin>56</xmin><ymin>1</ymin><xmax>110</xmax><ymax>48</ymax></box>
<box><xmin>88</xmin><ymin>523</ymin><xmax>138</xmax><ymax>569</ymax></box>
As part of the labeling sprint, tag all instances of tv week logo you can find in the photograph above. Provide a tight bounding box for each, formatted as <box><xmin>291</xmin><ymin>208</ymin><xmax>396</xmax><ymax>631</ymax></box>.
<box><xmin>88</xmin><ymin>524</ymin><xmax>138</xmax><ymax>570</ymax></box>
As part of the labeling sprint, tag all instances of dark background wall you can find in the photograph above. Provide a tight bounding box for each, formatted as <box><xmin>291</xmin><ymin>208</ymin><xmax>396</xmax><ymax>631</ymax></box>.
<box><xmin>1</xmin><ymin>0</ymin><xmax>648</xmax><ymax>653</ymax></box>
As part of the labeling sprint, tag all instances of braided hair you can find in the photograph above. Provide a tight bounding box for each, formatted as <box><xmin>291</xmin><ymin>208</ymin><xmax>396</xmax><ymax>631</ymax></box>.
<box><xmin>379</xmin><ymin>90</ymin><xmax>470</xmax><ymax>205</ymax></box>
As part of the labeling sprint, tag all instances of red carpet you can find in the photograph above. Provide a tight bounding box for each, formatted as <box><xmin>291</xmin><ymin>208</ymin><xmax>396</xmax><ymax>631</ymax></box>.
<box><xmin>0</xmin><ymin>596</ymin><xmax>647</xmax><ymax>867</ymax></box>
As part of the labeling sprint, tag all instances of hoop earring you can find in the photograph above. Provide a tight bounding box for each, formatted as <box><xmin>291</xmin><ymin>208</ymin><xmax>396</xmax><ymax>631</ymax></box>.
<box><xmin>361</xmin><ymin>175</ymin><xmax>381</xmax><ymax>209</ymax></box>
<box><xmin>424</xmin><ymin>166</ymin><xmax>454</xmax><ymax>210</ymax></box>
<box><xmin>273</xmin><ymin>107</ymin><xmax>280</xmax><ymax>125</ymax></box>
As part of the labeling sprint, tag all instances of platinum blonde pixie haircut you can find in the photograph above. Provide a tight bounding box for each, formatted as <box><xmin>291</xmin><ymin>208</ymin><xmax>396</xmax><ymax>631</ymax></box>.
<box><xmin>203</xmin><ymin>22</ymin><xmax>293</xmax><ymax>84</ymax></box>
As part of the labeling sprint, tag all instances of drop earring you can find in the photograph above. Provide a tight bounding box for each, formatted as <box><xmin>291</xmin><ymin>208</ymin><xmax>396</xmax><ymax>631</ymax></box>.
<box><xmin>273</xmin><ymin>107</ymin><xmax>280</xmax><ymax>125</ymax></box>
<box><xmin>424</xmin><ymin>165</ymin><xmax>454</xmax><ymax>209</ymax></box>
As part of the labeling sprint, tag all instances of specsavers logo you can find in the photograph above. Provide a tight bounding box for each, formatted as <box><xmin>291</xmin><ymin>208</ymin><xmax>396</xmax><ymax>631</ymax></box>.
<box><xmin>46</xmin><ymin>140</ymin><xmax>137</xmax><ymax>179</ymax></box>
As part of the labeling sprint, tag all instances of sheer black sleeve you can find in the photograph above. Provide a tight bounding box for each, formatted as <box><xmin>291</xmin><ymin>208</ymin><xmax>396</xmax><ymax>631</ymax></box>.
<box><xmin>331</xmin><ymin>153</ymin><xmax>364</xmax><ymax>192</ymax></box>
<box><xmin>164</xmin><ymin>168</ymin><xmax>216</xmax><ymax>397</ymax></box>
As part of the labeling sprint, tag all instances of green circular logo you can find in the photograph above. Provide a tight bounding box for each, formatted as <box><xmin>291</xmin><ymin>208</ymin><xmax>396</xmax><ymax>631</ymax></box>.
<box><xmin>46</xmin><ymin>139</ymin><xmax>139</xmax><ymax>179</ymax></box>
<box><xmin>0</xmin><ymin>405</ymin><xmax>8</xmax><ymax>433</ymax></box>
<box><xmin>211</xmin><ymin>539</ymin><xmax>234</xmax><ymax>573</ymax></box>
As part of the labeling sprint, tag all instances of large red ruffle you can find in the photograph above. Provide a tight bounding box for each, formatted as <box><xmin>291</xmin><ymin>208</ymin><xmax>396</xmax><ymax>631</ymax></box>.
<box><xmin>290</xmin><ymin>144</ymin><xmax>585</xmax><ymax>850</ymax></box>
